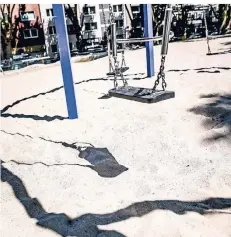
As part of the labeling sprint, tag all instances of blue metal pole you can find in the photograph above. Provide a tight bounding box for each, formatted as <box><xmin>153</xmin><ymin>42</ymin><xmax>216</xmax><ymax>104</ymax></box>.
<box><xmin>52</xmin><ymin>4</ymin><xmax>78</xmax><ymax>119</ymax></box>
<box><xmin>143</xmin><ymin>4</ymin><xmax>155</xmax><ymax>78</ymax></box>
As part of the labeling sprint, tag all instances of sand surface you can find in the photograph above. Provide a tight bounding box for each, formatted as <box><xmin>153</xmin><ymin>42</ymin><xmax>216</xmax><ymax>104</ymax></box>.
<box><xmin>1</xmin><ymin>37</ymin><xmax>231</xmax><ymax>237</ymax></box>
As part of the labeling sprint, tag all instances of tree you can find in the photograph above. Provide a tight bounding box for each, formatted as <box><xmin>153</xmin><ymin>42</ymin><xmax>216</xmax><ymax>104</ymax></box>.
<box><xmin>209</xmin><ymin>4</ymin><xmax>231</xmax><ymax>34</ymax></box>
<box><xmin>64</xmin><ymin>4</ymin><xmax>87</xmax><ymax>52</ymax></box>
<box><xmin>151</xmin><ymin>4</ymin><xmax>167</xmax><ymax>37</ymax></box>
<box><xmin>1</xmin><ymin>4</ymin><xmax>45</xmax><ymax>59</ymax></box>
<box><xmin>0</xmin><ymin>4</ymin><xmax>17</xmax><ymax>59</ymax></box>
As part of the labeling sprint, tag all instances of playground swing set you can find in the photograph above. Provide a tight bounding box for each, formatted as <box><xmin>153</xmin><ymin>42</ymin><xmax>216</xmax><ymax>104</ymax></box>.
<box><xmin>50</xmin><ymin>4</ymin><xmax>176</xmax><ymax>119</ymax></box>
<box><xmin>105</xmin><ymin>5</ymin><xmax>175</xmax><ymax>104</ymax></box>
<box><xmin>101</xmin><ymin>4</ymin><xmax>129</xmax><ymax>76</ymax></box>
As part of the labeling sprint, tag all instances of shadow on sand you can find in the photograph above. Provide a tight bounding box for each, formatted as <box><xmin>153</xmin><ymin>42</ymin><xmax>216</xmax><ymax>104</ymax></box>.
<box><xmin>168</xmin><ymin>66</ymin><xmax>231</xmax><ymax>74</ymax></box>
<box><xmin>1</xmin><ymin>163</ymin><xmax>231</xmax><ymax>237</ymax></box>
<box><xmin>188</xmin><ymin>93</ymin><xmax>231</xmax><ymax>142</ymax></box>
<box><xmin>0</xmin><ymin>130</ymin><xmax>128</xmax><ymax>178</ymax></box>
<box><xmin>0</xmin><ymin>74</ymin><xmax>146</xmax><ymax>122</ymax></box>
<box><xmin>206</xmin><ymin>49</ymin><xmax>231</xmax><ymax>56</ymax></box>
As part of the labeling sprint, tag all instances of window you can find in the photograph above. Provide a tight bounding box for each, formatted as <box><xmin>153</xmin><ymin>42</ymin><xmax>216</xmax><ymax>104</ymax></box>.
<box><xmin>131</xmin><ymin>6</ymin><xmax>140</xmax><ymax>12</ymax></box>
<box><xmin>113</xmin><ymin>5</ymin><xmax>122</xmax><ymax>12</ymax></box>
<box><xmin>118</xmin><ymin>5</ymin><xmax>122</xmax><ymax>12</ymax></box>
<box><xmin>83</xmin><ymin>7</ymin><xmax>88</xmax><ymax>14</ymax></box>
<box><xmin>23</xmin><ymin>28</ymin><xmax>38</xmax><ymax>39</ymax></box>
<box><xmin>48</xmin><ymin>26</ymin><xmax>56</xmax><ymax>35</ymax></box>
<box><xmin>85</xmin><ymin>22</ymin><xmax>97</xmax><ymax>31</ymax></box>
<box><xmin>89</xmin><ymin>7</ymin><xmax>96</xmax><ymax>14</ymax></box>
<box><xmin>46</xmin><ymin>9</ymin><xmax>54</xmax><ymax>17</ymax></box>
<box><xmin>51</xmin><ymin>44</ymin><xmax>57</xmax><ymax>53</ymax></box>
<box><xmin>115</xmin><ymin>19</ymin><xmax>123</xmax><ymax>28</ymax></box>
<box><xmin>20</xmin><ymin>11</ymin><xmax>35</xmax><ymax>21</ymax></box>
<box><xmin>31</xmin><ymin>28</ymin><xmax>38</xmax><ymax>37</ymax></box>
<box><xmin>84</xmin><ymin>6</ymin><xmax>96</xmax><ymax>15</ymax></box>
<box><xmin>113</xmin><ymin>5</ymin><xmax>117</xmax><ymax>12</ymax></box>
<box><xmin>23</xmin><ymin>30</ymin><xmax>31</xmax><ymax>38</ymax></box>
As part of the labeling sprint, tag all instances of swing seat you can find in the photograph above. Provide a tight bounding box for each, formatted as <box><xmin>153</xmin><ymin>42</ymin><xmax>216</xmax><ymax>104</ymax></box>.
<box><xmin>106</xmin><ymin>67</ymin><xmax>129</xmax><ymax>76</ymax></box>
<box><xmin>108</xmin><ymin>86</ymin><xmax>175</xmax><ymax>103</ymax></box>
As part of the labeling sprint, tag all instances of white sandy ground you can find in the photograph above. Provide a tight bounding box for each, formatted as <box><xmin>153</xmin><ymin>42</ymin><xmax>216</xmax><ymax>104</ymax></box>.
<box><xmin>1</xmin><ymin>37</ymin><xmax>231</xmax><ymax>237</ymax></box>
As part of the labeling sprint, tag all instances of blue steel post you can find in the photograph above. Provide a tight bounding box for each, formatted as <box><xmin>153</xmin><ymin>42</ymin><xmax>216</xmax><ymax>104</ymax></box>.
<box><xmin>143</xmin><ymin>4</ymin><xmax>155</xmax><ymax>77</ymax></box>
<box><xmin>52</xmin><ymin>4</ymin><xmax>78</xmax><ymax>119</ymax></box>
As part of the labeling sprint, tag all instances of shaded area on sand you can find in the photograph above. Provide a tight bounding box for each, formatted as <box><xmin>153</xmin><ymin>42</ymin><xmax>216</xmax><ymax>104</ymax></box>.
<box><xmin>1</xmin><ymin>163</ymin><xmax>231</xmax><ymax>237</ymax></box>
<box><xmin>188</xmin><ymin>93</ymin><xmax>231</xmax><ymax>142</ymax></box>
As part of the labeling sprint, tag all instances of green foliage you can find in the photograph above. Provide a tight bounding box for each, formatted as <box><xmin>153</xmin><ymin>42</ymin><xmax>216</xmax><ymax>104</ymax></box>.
<box><xmin>151</xmin><ymin>4</ymin><xmax>167</xmax><ymax>36</ymax></box>
<box><xmin>64</xmin><ymin>4</ymin><xmax>87</xmax><ymax>51</ymax></box>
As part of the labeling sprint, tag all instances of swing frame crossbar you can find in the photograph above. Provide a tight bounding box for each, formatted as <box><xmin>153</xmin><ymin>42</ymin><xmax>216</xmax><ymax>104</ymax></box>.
<box><xmin>116</xmin><ymin>32</ymin><xmax>174</xmax><ymax>44</ymax></box>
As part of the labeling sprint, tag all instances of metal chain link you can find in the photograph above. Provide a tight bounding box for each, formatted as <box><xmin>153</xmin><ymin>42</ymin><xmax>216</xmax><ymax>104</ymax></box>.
<box><xmin>111</xmin><ymin>8</ymin><xmax>118</xmax><ymax>83</ymax></box>
<box><xmin>102</xmin><ymin>4</ymin><xmax>114</xmax><ymax>73</ymax></box>
<box><xmin>109</xmin><ymin>4</ymin><xmax>115</xmax><ymax>24</ymax></box>
<box><xmin>153</xmin><ymin>56</ymin><xmax>167</xmax><ymax>91</ymax></box>
<box><xmin>113</xmin><ymin>56</ymin><xmax>119</xmax><ymax>88</ymax></box>
<box><xmin>109</xmin><ymin>4</ymin><xmax>128</xmax><ymax>88</ymax></box>
<box><xmin>121</xmin><ymin>4</ymin><xmax>127</xmax><ymax>68</ymax></box>
<box><xmin>110</xmin><ymin>4</ymin><xmax>119</xmax><ymax>87</ymax></box>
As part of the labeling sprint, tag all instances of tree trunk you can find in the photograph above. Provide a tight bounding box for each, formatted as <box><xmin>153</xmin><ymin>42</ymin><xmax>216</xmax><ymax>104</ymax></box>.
<box><xmin>181</xmin><ymin>6</ymin><xmax>188</xmax><ymax>40</ymax></box>
<box><xmin>220</xmin><ymin>5</ymin><xmax>229</xmax><ymax>33</ymax></box>
<box><xmin>5</xmin><ymin>43</ymin><xmax>12</xmax><ymax>59</ymax></box>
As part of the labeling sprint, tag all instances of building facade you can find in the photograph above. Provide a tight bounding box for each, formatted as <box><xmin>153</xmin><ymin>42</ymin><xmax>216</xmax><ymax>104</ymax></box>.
<box><xmin>39</xmin><ymin>4</ymin><xmax>81</xmax><ymax>57</ymax></box>
<box><xmin>172</xmin><ymin>4</ymin><xmax>219</xmax><ymax>37</ymax></box>
<box><xmin>39</xmin><ymin>4</ymin><xmax>133</xmax><ymax>56</ymax></box>
<box><xmin>0</xmin><ymin>4</ymin><xmax>45</xmax><ymax>58</ymax></box>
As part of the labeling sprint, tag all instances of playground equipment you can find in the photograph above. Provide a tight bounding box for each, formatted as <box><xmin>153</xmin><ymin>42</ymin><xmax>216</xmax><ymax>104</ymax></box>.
<box><xmin>52</xmin><ymin>4</ymin><xmax>78</xmax><ymax>119</ymax></box>
<box><xmin>100</xmin><ymin>4</ymin><xmax>129</xmax><ymax>76</ymax></box>
<box><xmin>51</xmin><ymin>4</ymin><xmax>174</xmax><ymax>119</ymax></box>
<box><xmin>204</xmin><ymin>6</ymin><xmax>231</xmax><ymax>56</ymax></box>
<box><xmin>108</xmin><ymin>5</ymin><xmax>175</xmax><ymax>103</ymax></box>
<box><xmin>203</xmin><ymin>8</ymin><xmax>212</xmax><ymax>55</ymax></box>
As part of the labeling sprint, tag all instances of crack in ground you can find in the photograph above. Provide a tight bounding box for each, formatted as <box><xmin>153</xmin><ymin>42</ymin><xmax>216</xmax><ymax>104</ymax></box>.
<box><xmin>0</xmin><ymin>74</ymin><xmax>146</xmax><ymax>115</ymax></box>
<box><xmin>0</xmin><ymin>130</ymin><xmax>93</xmax><ymax>150</ymax></box>
<box><xmin>1</xmin><ymin>130</ymin><xmax>128</xmax><ymax>178</ymax></box>
<box><xmin>1</xmin><ymin>159</ymin><xmax>87</xmax><ymax>168</ymax></box>
<box><xmin>0</xmin><ymin>130</ymin><xmax>33</xmax><ymax>138</ymax></box>
<box><xmin>168</xmin><ymin>66</ymin><xmax>231</xmax><ymax>73</ymax></box>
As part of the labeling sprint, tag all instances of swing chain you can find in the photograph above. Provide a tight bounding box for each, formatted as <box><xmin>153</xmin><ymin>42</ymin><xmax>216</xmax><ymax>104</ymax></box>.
<box><xmin>102</xmin><ymin>4</ymin><xmax>114</xmax><ymax>72</ymax></box>
<box><xmin>109</xmin><ymin>4</ymin><xmax>115</xmax><ymax>24</ymax></box>
<box><xmin>109</xmin><ymin>4</ymin><xmax>128</xmax><ymax>88</ymax></box>
<box><xmin>121</xmin><ymin>4</ymin><xmax>127</xmax><ymax>68</ymax></box>
<box><xmin>109</xmin><ymin>5</ymin><xmax>118</xmax><ymax>75</ymax></box>
<box><xmin>153</xmin><ymin>56</ymin><xmax>167</xmax><ymax>91</ymax></box>
<box><xmin>113</xmin><ymin>56</ymin><xmax>119</xmax><ymax>88</ymax></box>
